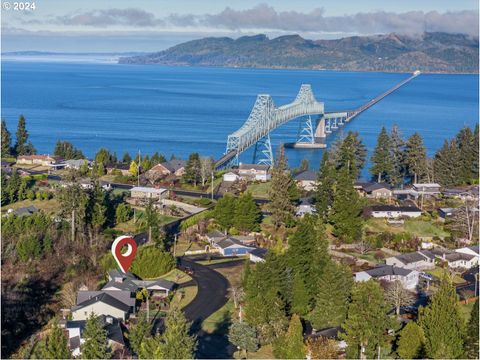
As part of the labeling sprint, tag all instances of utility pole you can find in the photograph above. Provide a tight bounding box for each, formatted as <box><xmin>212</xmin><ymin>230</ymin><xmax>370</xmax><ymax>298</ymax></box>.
<box><xmin>211</xmin><ymin>171</ymin><xmax>214</xmax><ymax>200</ymax></box>
<box><xmin>173</xmin><ymin>233</ymin><xmax>178</xmax><ymax>257</ymax></box>
<box><xmin>137</xmin><ymin>149</ymin><xmax>141</xmax><ymax>187</ymax></box>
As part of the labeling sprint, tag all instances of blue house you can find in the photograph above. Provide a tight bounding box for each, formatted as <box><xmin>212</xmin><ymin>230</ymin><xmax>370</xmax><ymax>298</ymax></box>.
<box><xmin>215</xmin><ymin>237</ymin><xmax>256</xmax><ymax>256</ymax></box>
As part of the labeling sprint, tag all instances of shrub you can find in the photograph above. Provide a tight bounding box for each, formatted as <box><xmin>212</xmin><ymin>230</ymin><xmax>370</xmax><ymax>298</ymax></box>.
<box><xmin>16</xmin><ymin>235</ymin><xmax>42</xmax><ymax>261</ymax></box>
<box><xmin>130</xmin><ymin>246</ymin><xmax>175</xmax><ymax>278</ymax></box>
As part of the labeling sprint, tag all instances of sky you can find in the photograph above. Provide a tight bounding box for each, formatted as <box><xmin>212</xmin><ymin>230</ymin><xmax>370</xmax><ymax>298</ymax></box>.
<box><xmin>1</xmin><ymin>0</ymin><xmax>478</xmax><ymax>52</ymax></box>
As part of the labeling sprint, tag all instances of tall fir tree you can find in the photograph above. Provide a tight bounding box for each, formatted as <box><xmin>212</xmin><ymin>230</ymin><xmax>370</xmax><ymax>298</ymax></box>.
<box><xmin>332</xmin><ymin>131</ymin><xmax>367</xmax><ymax>180</ymax></box>
<box><xmin>456</xmin><ymin>126</ymin><xmax>476</xmax><ymax>184</ymax></box>
<box><xmin>291</xmin><ymin>272</ymin><xmax>310</xmax><ymax>316</ymax></box>
<box><xmin>433</xmin><ymin>139</ymin><xmax>461</xmax><ymax>187</ymax></box>
<box><xmin>183</xmin><ymin>152</ymin><xmax>201</xmax><ymax>186</ymax></box>
<box><xmin>396</xmin><ymin>321</ymin><xmax>425</xmax><ymax>359</ymax></box>
<box><xmin>404</xmin><ymin>132</ymin><xmax>427</xmax><ymax>184</ymax></box>
<box><xmin>311</xmin><ymin>262</ymin><xmax>353</xmax><ymax>329</ymax></box>
<box><xmin>272</xmin><ymin>314</ymin><xmax>306</xmax><ymax>359</ymax></box>
<box><xmin>213</xmin><ymin>193</ymin><xmax>236</xmax><ymax>231</ymax></box>
<box><xmin>341</xmin><ymin>280</ymin><xmax>390</xmax><ymax>359</ymax></box>
<box><xmin>81</xmin><ymin>313</ymin><xmax>110</xmax><ymax>359</ymax></box>
<box><xmin>1</xmin><ymin>120</ymin><xmax>12</xmax><ymax>156</ymax></box>
<box><xmin>234</xmin><ymin>191</ymin><xmax>261</xmax><ymax>232</ymax></box>
<box><xmin>370</xmin><ymin>126</ymin><xmax>394</xmax><ymax>182</ymax></box>
<box><xmin>419</xmin><ymin>273</ymin><xmax>464</xmax><ymax>359</ymax></box>
<box><xmin>268</xmin><ymin>146</ymin><xmax>296</xmax><ymax>228</ymax></box>
<box><xmin>315</xmin><ymin>151</ymin><xmax>335</xmax><ymax>221</ymax></box>
<box><xmin>472</xmin><ymin>124</ymin><xmax>479</xmax><ymax>181</ymax></box>
<box><xmin>43</xmin><ymin>322</ymin><xmax>70</xmax><ymax>359</ymax></box>
<box><xmin>14</xmin><ymin>115</ymin><xmax>36</xmax><ymax>155</ymax></box>
<box><xmin>389</xmin><ymin>125</ymin><xmax>405</xmax><ymax>187</ymax></box>
<box><xmin>228</xmin><ymin>321</ymin><xmax>259</xmax><ymax>358</ymax></box>
<box><xmin>330</xmin><ymin>166</ymin><xmax>363</xmax><ymax>242</ymax></box>
<box><xmin>464</xmin><ymin>299</ymin><xmax>479</xmax><ymax>359</ymax></box>
<box><xmin>154</xmin><ymin>306</ymin><xmax>196</xmax><ymax>359</ymax></box>
<box><xmin>129</xmin><ymin>312</ymin><xmax>152</xmax><ymax>355</ymax></box>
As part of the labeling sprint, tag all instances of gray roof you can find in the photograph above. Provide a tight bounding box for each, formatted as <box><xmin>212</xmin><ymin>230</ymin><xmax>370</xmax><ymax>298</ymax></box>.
<box><xmin>161</xmin><ymin>159</ymin><xmax>186</xmax><ymax>173</ymax></box>
<box><xmin>394</xmin><ymin>252</ymin><xmax>429</xmax><ymax>264</ymax></box>
<box><xmin>14</xmin><ymin>205</ymin><xmax>38</xmax><ymax>216</ymax></box>
<box><xmin>239</xmin><ymin>163</ymin><xmax>269</xmax><ymax>171</ymax></box>
<box><xmin>250</xmin><ymin>247</ymin><xmax>268</xmax><ymax>258</ymax></box>
<box><xmin>365</xmin><ymin>265</ymin><xmax>412</xmax><ymax>277</ymax></box>
<box><xmin>66</xmin><ymin>315</ymin><xmax>125</xmax><ymax>346</ymax></box>
<box><xmin>216</xmin><ymin>237</ymin><xmax>251</xmax><ymax>249</ymax></box>
<box><xmin>206</xmin><ymin>230</ymin><xmax>226</xmax><ymax>239</ymax></box>
<box><xmin>445</xmin><ymin>252</ymin><xmax>475</xmax><ymax>262</ymax></box>
<box><xmin>467</xmin><ymin>245</ymin><xmax>480</xmax><ymax>254</ymax></box>
<box><xmin>364</xmin><ymin>182</ymin><xmax>391</xmax><ymax>193</ymax></box>
<box><xmin>294</xmin><ymin>170</ymin><xmax>317</xmax><ymax>181</ymax></box>
<box><xmin>133</xmin><ymin>279</ymin><xmax>175</xmax><ymax>291</ymax></box>
<box><xmin>76</xmin><ymin>290</ymin><xmax>136</xmax><ymax>308</ymax></box>
<box><xmin>371</xmin><ymin>205</ymin><xmax>421</xmax><ymax>212</ymax></box>
<box><xmin>73</xmin><ymin>293</ymin><xmax>131</xmax><ymax>313</ymax></box>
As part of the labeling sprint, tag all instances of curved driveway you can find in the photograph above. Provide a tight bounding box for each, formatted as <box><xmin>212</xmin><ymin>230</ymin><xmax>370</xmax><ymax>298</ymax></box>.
<box><xmin>179</xmin><ymin>257</ymin><xmax>230</xmax><ymax>325</ymax></box>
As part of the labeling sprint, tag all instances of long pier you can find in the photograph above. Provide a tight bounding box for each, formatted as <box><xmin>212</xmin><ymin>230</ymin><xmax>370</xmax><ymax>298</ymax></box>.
<box><xmin>216</xmin><ymin>71</ymin><xmax>420</xmax><ymax>168</ymax></box>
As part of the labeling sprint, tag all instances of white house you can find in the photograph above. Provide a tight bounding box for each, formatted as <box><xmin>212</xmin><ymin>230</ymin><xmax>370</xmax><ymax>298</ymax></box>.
<box><xmin>294</xmin><ymin>170</ymin><xmax>317</xmax><ymax>191</ymax></box>
<box><xmin>71</xmin><ymin>293</ymin><xmax>131</xmax><ymax>321</ymax></box>
<box><xmin>223</xmin><ymin>171</ymin><xmax>240</xmax><ymax>182</ymax></box>
<box><xmin>355</xmin><ymin>265</ymin><xmax>419</xmax><ymax>290</ymax></box>
<box><xmin>385</xmin><ymin>251</ymin><xmax>436</xmax><ymax>271</ymax></box>
<box><xmin>130</xmin><ymin>186</ymin><xmax>168</xmax><ymax>200</ymax></box>
<box><xmin>238</xmin><ymin>163</ymin><xmax>271</xmax><ymax>182</ymax></box>
<box><xmin>444</xmin><ymin>252</ymin><xmax>477</xmax><ymax>269</ymax></box>
<box><xmin>368</xmin><ymin>205</ymin><xmax>422</xmax><ymax>218</ymax></box>
<box><xmin>413</xmin><ymin>183</ymin><xmax>441</xmax><ymax>195</ymax></box>
<box><xmin>213</xmin><ymin>237</ymin><xmax>256</xmax><ymax>256</ymax></box>
<box><xmin>296</xmin><ymin>198</ymin><xmax>316</xmax><ymax>217</ymax></box>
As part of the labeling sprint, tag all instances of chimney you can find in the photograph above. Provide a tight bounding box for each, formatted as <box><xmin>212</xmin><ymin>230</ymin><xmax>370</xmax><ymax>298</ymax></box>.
<box><xmin>106</xmin><ymin>316</ymin><xmax>113</xmax><ymax>324</ymax></box>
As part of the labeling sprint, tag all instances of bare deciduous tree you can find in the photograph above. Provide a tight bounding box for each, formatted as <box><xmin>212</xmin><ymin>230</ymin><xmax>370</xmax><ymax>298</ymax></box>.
<box><xmin>385</xmin><ymin>280</ymin><xmax>415</xmax><ymax>316</ymax></box>
<box><xmin>200</xmin><ymin>157</ymin><xmax>215</xmax><ymax>187</ymax></box>
<box><xmin>448</xmin><ymin>199</ymin><xmax>478</xmax><ymax>245</ymax></box>
<box><xmin>228</xmin><ymin>285</ymin><xmax>245</xmax><ymax>309</ymax></box>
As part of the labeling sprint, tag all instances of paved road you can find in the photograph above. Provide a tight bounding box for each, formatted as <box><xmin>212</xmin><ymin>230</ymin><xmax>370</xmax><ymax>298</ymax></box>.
<box><xmin>179</xmin><ymin>257</ymin><xmax>230</xmax><ymax>326</ymax></box>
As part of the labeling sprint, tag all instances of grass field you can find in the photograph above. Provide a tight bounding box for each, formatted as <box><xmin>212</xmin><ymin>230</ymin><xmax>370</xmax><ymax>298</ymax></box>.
<box><xmin>246</xmin><ymin>182</ymin><xmax>271</xmax><ymax>198</ymax></box>
<box><xmin>1</xmin><ymin>198</ymin><xmax>60</xmax><ymax>215</ymax></box>
<box><xmin>197</xmin><ymin>256</ymin><xmax>247</xmax><ymax>266</ymax></box>
<box><xmin>171</xmin><ymin>285</ymin><xmax>198</xmax><ymax>310</ymax></box>
<box><xmin>426</xmin><ymin>267</ymin><xmax>465</xmax><ymax>284</ymax></box>
<box><xmin>162</xmin><ymin>268</ymin><xmax>193</xmax><ymax>284</ymax></box>
<box><xmin>202</xmin><ymin>300</ymin><xmax>234</xmax><ymax>333</ymax></box>
<box><xmin>364</xmin><ymin>218</ymin><xmax>449</xmax><ymax>238</ymax></box>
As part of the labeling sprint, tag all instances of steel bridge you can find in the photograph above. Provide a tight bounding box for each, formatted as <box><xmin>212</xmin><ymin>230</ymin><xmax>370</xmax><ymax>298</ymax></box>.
<box><xmin>215</xmin><ymin>71</ymin><xmax>420</xmax><ymax>169</ymax></box>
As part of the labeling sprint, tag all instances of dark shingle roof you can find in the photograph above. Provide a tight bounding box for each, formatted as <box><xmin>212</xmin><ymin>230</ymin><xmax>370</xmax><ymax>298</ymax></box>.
<box><xmin>371</xmin><ymin>205</ymin><xmax>421</xmax><ymax>212</ymax></box>
<box><xmin>216</xmin><ymin>237</ymin><xmax>250</xmax><ymax>249</ymax></box>
<box><xmin>294</xmin><ymin>170</ymin><xmax>317</xmax><ymax>181</ymax></box>
<box><xmin>14</xmin><ymin>205</ymin><xmax>38</xmax><ymax>216</ymax></box>
<box><xmin>445</xmin><ymin>253</ymin><xmax>475</xmax><ymax>262</ymax></box>
<box><xmin>161</xmin><ymin>159</ymin><xmax>186</xmax><ymax>173</ymax></box>
<box><xmin>74</xmin><ymin>293</ymin><xmax>131</xmax><ymax>313</ymax></box>
<box><xmin>250</xmin><ymin>248</ymin><xmax>268</xmax><ymax>259</ymax></box>
<box><xmin>364</xmin><ymin>182</ymin><xmax>391</xmax><ymax>193</ymax></box>
<box><xmin>394</xmin><ymin>252</ymin><xmax>428</xmax><ymax>264</ymax></box>
<box><xmin>76</xmin><ymin>290</ymin><xmax>136</xmax><ymax>307</ymax></box>
<box><xmin>239</xmin><ymin>163</ymin><xmax>269</xmax><ymax>171</ymax></box>
<box><xmin>365</xmin><ymin>265</ymin><xmax>412</xmax><ymax>277</ymax></box>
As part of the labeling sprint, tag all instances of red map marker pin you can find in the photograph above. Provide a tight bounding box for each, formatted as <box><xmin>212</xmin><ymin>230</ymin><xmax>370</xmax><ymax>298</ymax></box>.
<box><xmin>112</xmin><ymin>236</ymin><xmax>138</xmax><ymax>273</ymax></box>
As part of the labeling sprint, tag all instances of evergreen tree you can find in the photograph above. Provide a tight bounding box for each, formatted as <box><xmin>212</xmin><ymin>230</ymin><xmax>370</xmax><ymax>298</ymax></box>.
<box><xmin>213</xmin><ymin>194</ymin><xmax>236</xmax><ymax>231</ymax></box>
<box><xmin>420</xmin><ymin>273</ymin><xmax>464</xmax><ymax>359</ymax></box>
<box><xmin>234</xmin><ymin>191</ymin><xmax>261</xmax><ymax>232</ymax></box>
<box><xmin>315</xmin><ymin>151</ymin><xmax>335</xmax><ymax>221</ymax></box>
<box><xmin>151</xmin><ymin>152</ymin><xmax>166</xmax><ymax>165</ymax></box>
<box><xmin>53</xmin><ymin>140</ymin><xmax>84</xmax><ymax>160</ymax></box>
<box><xmin>81</xmin><ymin>313</ymin><xmax>110</xmax><ymax>359</ymax></box>
<box><xmin>330</xmin><ymin>166</ymin><xmax>363</xmax><ymax>242</ymax></box>
<box><xmin>396</xmin><ymin>321</ymin><xmax>424</xmax><ymax>359</ymax></box>
<box><xmin>154</xmin><ymin>306</ymin><xmax>196</xmax><ymax>359</ymax></box>
<box><xmin>341</xmin><ymin>280</ymin><xmax>390</xmax><ymax>359</ymax></box>
<box><xmin>115</xmin><ymin>203</ymin><xmax>132</xmax><ymax>224</ymax></box>
<box><xmin>129</xmin><ymin>161</ymin><xmax>139</xmax><ymax>177</ymax></box>
<box><xmin>15</xmin><ymin>115</ymin><xmax>29</xmax><ymax>155</ymax></box>
<box><xmin>370</xmin><ymin>127</ymin><xmax>394</xmax><ymax>182</ymax></box>
<box><xmin>291</xmin><ymin>272</ymin><xmax>310</xmax><ymax>316</ymax></box>
<box><xmin>43</xmin><ymin>322</ymin><xmax>70</xmax><ymax>359</ymax></box>
<box><xmin>472</xmin><ymin>124</ymin><xmax>479</xmax><ymax>181</ymax></box>
<box><xmin>1</xmin><ymin>120</ymin><xmax>12</xmax><ymax>156</ymax></box>
<box><xmin>404</xmin><ymin>132</ymin><xmax>427</xmax><ymax>184</ymax></box>
<box><xmin>288</xmin><ymin>216</ymin><xmax>329</xmax><ymax>303</ymax></box>
<box><xmin>268</xmin><ymin>146</ymin><xmax>296</xmax><ymax>228</ymax></box>
<box><xmin>332</xmin><ymin>131</ymin><xmax>367</xmax><ymax>179</ymax></box>
<box><xmin>434</xmin><ymin>139</ymin><xmax>461</xmax><ymax>187</ymax></box>
<box><xmin>311</xmin><ymin>262</ymin><xmax>353</xmax><ymax>329</ymax></box>
<box><xmin>129</xmin><ymin>313</ymin><xmax>152</xmax><ymax>356</ymax></box>
<box><xmin>122</xmin><ymin>152</ymin><xmax>132</xmax><ymax>164</ymax></box>
<box><xmin>273</xmin><ymin>314</ymin><xmax>306</xmax><ymax>359</ymax></box>
<box><xmin>456</xmin><ymin>126</ymin><xmax>476</xmax><ymax>184</ymax></box>
<box><xmin>389</xmin><ymin>125</ymin><xmax>405</xmax><ymax>187</ymax></box>
<box><xmin>464</xmin><ymin>299</ymin><xmax>479</xmax><ymax>359</ymax></box>
<box><xmin>228</xmin><ymin>321</ymin><xmax>259</xmax><ymax>358</ymax></box>
<box><xmin>183</xmin><ymin>152</ymin><xmax>201</xmax><ymax>186</ymax></box>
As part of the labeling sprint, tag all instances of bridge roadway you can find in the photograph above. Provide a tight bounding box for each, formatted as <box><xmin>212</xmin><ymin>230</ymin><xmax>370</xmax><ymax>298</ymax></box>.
<box><xmin>215</xmin><ymin>71</ymin><xmax>420</xmax><ymax>169</ymax></box>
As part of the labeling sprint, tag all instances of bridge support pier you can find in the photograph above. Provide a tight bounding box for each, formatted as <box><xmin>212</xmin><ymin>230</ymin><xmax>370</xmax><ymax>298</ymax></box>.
<box><xmin>253</xmin><ymin>133</ymin><xmax>274</xmax><ymax>166</ymax></box>
<box><xmin>296</xmin><ymin>115</ymin><xmax>315</xmax><ymax>144</ymax></box>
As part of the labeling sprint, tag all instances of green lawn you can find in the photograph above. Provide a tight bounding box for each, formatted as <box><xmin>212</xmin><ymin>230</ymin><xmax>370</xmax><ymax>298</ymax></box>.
<box><xmin>246</xmin><ymin>182</ymin><xmax>271</xmax><ymax>198</ymax></box>
<box><xmin>426</xmin><ymin>267</ymin><xmax>465</xmax><ymax>284</ymax></box>
<box><xmin>197</xmin><ymin>256</ymin><xmax>247</xmax><ymax>266</ymax></box>
<box><xmin>344</xmin><ymin>251</ymin><xmax>383</xmax><ymax>264</ymax></box>
<box><xmin>162</xmin><ymin>268</ymin><xmax>192</xmax><ymax>284</ymax></box>
<box><xmin>170</xmin><ymin>285</ymin><xmax>198</xmax><ymax>310</ymax></box>
<box><xmin>201</xmin><ymin>300</ymin><xmax>234</xmax><ymax>333</ymax></box>
<box><xmin>459</xmin><ymin>301</ymin><xmax>475</xmax><ymax>323</ymax></box>
<box><xmin>364</xmin><ymin>218</ymin><xmax>449</xmax><ymax>238</ymax></box>
<box><xmin>1</xmin><ymin>198</ymin><xmax>60</xmax><ymax>215</ymax></box>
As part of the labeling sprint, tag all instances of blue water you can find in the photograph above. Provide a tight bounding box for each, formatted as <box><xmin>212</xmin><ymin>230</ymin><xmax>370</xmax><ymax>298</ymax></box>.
<box><xmin>1</xmin><ymin>61</ymin><xmax>478</xmax><ymax>178</ymax></box>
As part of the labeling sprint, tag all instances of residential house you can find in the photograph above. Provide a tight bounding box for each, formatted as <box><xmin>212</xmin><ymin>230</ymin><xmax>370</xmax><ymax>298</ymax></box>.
<box><xmin>238</xmin><ymin>163</ymin><xmax>271</xmax><ymax>182</ymax></box>
<box><xmin>205</xmin><ymin>230</ymin><xmax>227</xmax><ymax>246</ymax></box>
<box><xmin>223</xmin><ymin>171</ymin><xmax>240</xmax><ymax>182</ymax></box>
<box><xmin>106</xmin><ymin>163</ymin><xmax>131</xmax><ymax>176</ymax></box>
<box><xmin>65</xmin><ymin>159</ymin><xmax>91</xmax><ymax>170</ymax></box>
<box><xmin>366</xmin><ymin>205</ymin><xmax>422</xmax><ymax>218</ymax></box>
<box><xmin>413</xmin><ymin>183</ymin><xmax>441</xmax><ymax>196</ymax></box>
<box><xmin>443</xmin><ymin>252</ymin><xmax>477</xmax><ymax>270</ymax></box>
<box><xmin>355</xmin><ymin>265</ymin><xmax>419</xmax><ymax>290</ymax></box>
<box><xmin>62</xmin><ymin>315</ymin><xmax>125</xmax><ymax>357</ymax></box>
<box><xmin>355</xmin><ymin>182</ymin><xmax>392</xmax><ymax>199</ymax></box>
<box><xmin>296</xmin><ymin>198</ymin><xmax>316</xmax><ymax>217</ymax></box>
<box><xmin>230</xmin><ymin>235</ymin><xmax>256</xmax><ymax>246</ymax></box>
<box><xmin>71</xmin><ymin>293</ymin><xmax>131</xmax><ymax>321</ymax></box>
<box><xmin>7</xmin><ymin>205</ymin><xmax>38</xmax><ymax>216</ymax></box>
<box><xmin>250</xmin><ymin>248</ymin><xmax>267</xmax><ymax>263</ymax></box>
<box><xmin>294</xmin><ymin>170</ymin><xmax>317</xmax><ymax>191</ymax></box>
<box><xmin>16</xmin><ymin>154</ymin><xmax>61</xmax><ymax>166</ymax></box>
<box><xmin>130</xmin><ymin>186</ymin><xmax>168</xmax><ymax>201</ymax></box>
<box><xmin>76</xmin><ymin>290</ymin><xmax>136</xmax><ymax>313</ymax></box>
<box><xmin>102</xmin><ymin>270</ymin><xmax>175</xmax><ymax>298</ymax></box>
<box><xmin>385</xmin><ymin>251</ymin><xmax>436</xmax><ymax>271</ymax></box>
<box><xmin>214</xmin><ymin>237</ymin><xmax>256</xmax><ymax>256</ymax></box>
<box><xmin>438</xmin><ymin>207</ymin><xmax>458</xmax><ymax>220</ymax></box>
<box><xmin>456</xmin><ymin>245</ymin><xmax>480</xmax><ymax>258</ymax></box>
<box><xmin>147</xmin><ymin>160</ymin><xmax>187</xmax><ymax>177</ymax></box>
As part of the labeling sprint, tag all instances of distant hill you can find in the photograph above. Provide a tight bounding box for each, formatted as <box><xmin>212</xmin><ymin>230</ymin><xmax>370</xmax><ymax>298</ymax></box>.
<box><xmin>119</xmin><ymin>32</ymin><xmax>479</xmax><ymax>73</ymax></box>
